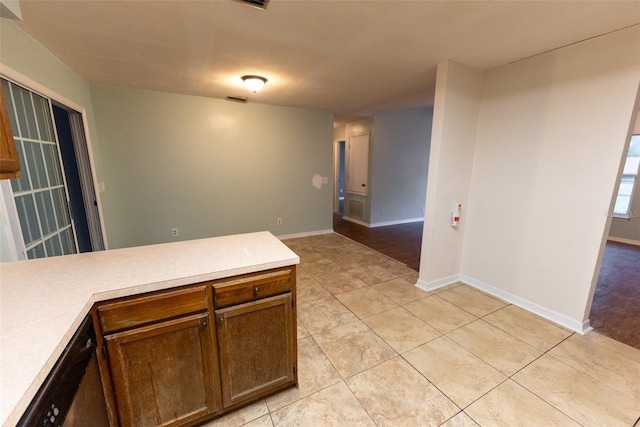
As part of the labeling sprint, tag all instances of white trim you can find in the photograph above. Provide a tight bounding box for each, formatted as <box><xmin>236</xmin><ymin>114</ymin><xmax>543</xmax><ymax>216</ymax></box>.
<box><xmin>333</xmin><ymin>139</ymin><xmax>343</xmax><ymax>214</ymax></box>
<box><xmin>415</xmin><ymin>274</ymin><xmax>461</xmax><ymax>291</ymax></box>
<box><xmin>607</xmin><ymin>236</ymin><xmax>640</xmax><ymax>247</ymax></box>
<box><xmin>0</xmin><ymin>181</ymin><xmax>23</xmax><ymax>260</ymax></box>
<box><xmin>277</xmin><ymin>229</ymin><xmax>334</xmax><ymax>240</ymax></box>
<box><xmin>459</xmin><ymin>274</ymin><xmax>591</xmax><ymax>334</ymax></box>
<box><xmin>370</xmin><ymin>217</ymin><xmax>424</xmax><ymax>228</ymax></box>
<box><xmin>1</xmin><ymin>64</ymin><xmax>84</xmax><ymax>113</ymax></box>
<box><xmin>342</xmin><ymin>215</ymin><xmax>369</xmax><ymax>227</ymax></box>
<box><xmin>1</xmin><ymin>63</ymin><xmax>108</xmax><ymax>249</ymax></box>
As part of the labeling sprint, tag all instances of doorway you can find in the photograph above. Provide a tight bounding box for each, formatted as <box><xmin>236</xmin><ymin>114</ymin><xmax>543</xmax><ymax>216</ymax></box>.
<box><xmin>1</xmin><ymin>76</ymin><xmax>104</xmax><ymax>260</ymax></box>
<box><xmin>589</xmin><ymin>130</ymin><xmax>640</xmax><ymax>350</ymax></box>
<box><xmin>334</xmin><ymin>140</ymin><xmax>346</xmax><ymax>214</ymax></box>
<box><xmin>53</xmin><ymin>105</ymin><xmax>92</xmax><ymax>252</ymax></box>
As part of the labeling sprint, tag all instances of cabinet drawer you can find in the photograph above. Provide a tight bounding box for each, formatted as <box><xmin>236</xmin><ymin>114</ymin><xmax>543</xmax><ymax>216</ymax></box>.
<box><xmin>99</xmin><ymin>286</ymin><xmax>207</xmax><ymax>334</ymax></box>
<box><xmin>213</xmin><ymin>267</ymin><xmax>293</xmax><ymax>309</ymax></box>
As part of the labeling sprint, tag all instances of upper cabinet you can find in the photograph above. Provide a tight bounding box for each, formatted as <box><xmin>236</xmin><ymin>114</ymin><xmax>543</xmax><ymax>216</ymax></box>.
<box><xmin>0</xmin><ymin>83</ymin><xmax>21</xmax><ymax>179</ymax></box>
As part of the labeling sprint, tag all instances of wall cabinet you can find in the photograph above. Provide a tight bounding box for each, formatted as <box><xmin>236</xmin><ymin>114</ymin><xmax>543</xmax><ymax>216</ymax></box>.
<box><xmin>96</xmin><ymin>266</ymin><xmax>297</xmax><ymax>426</ymax></box>
<box><xmin>0</xmin><ymin>83</ymin><xmax>21</xmax><ymax>179</ymax></box>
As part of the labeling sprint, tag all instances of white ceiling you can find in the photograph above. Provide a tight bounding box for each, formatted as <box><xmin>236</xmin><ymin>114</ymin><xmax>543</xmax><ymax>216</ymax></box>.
<box><xmin>14</xmin><ymin>0</ymin><xmax>640</xmax><ymax>125</ymax></box>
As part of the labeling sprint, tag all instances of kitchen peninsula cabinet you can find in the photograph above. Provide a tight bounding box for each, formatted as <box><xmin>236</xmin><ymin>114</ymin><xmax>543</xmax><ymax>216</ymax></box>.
<box><xmin>1</xmin><ymin>232</ymin><xmax>299</xmax><ymax>427</ymax></box>
<box><xmin>98</xmin><ymin>286</ymin><xmax>220</xmax><ymax>427</ymax></box>
<box><xmin>214</xmin><ymin>267</ymin><xmax>296</xmax><ymax>408</ymax></box>
<box><xmin>95</xmin><ymin>265</ymin><xmax>297</xmax><ymax>427</ymax></box>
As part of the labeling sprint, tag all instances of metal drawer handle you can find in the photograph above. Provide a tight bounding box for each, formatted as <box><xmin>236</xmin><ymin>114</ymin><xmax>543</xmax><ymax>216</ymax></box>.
<box><xmin>253</xmin><ymin>286</ymin><xmax>260</xmax><ymax>296</ymax></box>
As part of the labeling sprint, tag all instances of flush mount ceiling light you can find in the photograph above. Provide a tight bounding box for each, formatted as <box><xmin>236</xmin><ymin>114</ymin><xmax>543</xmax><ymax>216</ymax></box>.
<box><xmin>241</xmin><ymin>75</ymin><xmax>267</xmax><ymax>92</ymax></box>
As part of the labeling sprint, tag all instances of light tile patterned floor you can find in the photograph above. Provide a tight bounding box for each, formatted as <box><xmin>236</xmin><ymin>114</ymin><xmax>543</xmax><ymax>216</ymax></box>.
<box><xmin>206</xmin><ymin>233</ymin><xmax>640</xmax><ymax>427</ymax></box>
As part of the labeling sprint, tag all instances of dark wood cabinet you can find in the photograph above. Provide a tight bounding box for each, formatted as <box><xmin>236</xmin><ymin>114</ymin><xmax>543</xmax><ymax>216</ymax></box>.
<box><xmin>105</xmin><ymin>313</ymin><xmax>219</xmax><ymax>427</ymax></box>
<box><xmin>0</xmin><ymin>83</ymin><xmax>21</xmax><ymax>180</ymax></box>
<box><xmin>212</xmin><ymin>266</ymin><xmax>297</xmax><ymax>409</ymax></box>
<box><xmin>216</xmin><ymin>293</ymin><xmax>295</xmax><ymax>408</ymax></box>
<box><xmin>98</xmin><ymin>286</ymin><xmax>220</xmax><ymax>426</ymax></box>
<box><xmin>96</xmin><ymin>266</ymin><xmax>297</xmax><ymax>426</ymax></box>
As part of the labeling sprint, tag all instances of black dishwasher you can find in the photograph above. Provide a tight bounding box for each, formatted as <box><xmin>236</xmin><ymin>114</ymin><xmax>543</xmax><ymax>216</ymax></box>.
<box><xmin>18</xmin><ymin>314</ymin><xmax>110</xmax><ymax>427</ymax></box>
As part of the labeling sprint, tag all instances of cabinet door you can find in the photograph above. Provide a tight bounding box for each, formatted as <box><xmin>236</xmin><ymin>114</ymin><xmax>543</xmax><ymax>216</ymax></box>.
<box><xmin>216</xmin><ymin>293</ymin><xmax>295</xmax><ymax>408</ymax></box>
<box><xmin>0</xmin><ymin>82</ymin><xmax>20</xmax><ymax>179</ymax></box>
<box><xmin>105</xmin><ymin>313</ymin><xmax>219</xmax><ymax>427</ymax></box>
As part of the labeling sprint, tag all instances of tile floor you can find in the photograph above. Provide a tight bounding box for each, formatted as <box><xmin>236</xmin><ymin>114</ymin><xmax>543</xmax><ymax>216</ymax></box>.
<box><xmin>207</xmin><ymin>233</ymin><xmax>640</xmax><ymax>427</ymax></box>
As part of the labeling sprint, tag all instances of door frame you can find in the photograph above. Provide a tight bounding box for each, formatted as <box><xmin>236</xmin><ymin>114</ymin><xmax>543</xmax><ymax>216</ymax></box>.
<box><xmin>0</xmin><ymin>64</ymin><xmax>108</xmax><ymax>259</ymax></box>
<box><xmin>333</xmin><ymin>139</ymin><xmax>346</xmax><ymax>214</ymax></box>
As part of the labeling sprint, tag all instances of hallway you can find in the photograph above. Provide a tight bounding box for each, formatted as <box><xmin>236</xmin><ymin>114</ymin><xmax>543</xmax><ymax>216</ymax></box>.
<box><xmin>333</xmin><ymin>214</ymin><xmax>422</xmax><ymax>271</ymax></box>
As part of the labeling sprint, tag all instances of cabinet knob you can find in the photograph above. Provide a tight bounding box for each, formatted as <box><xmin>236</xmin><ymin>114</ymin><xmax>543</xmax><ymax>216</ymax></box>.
<box><xmin>200</xmin><ymin>317</ymin><xmax>208</xmax><ymax>328</ymax></box>
<box><xmin>253</xmin><ymin>286</ymin><xmax>260</xmax><ymax>297</ymax></box>
<box><xmin>217</xmin><ymin>315</ymin><xmax>224</xmax><ymax>325</ymax></box>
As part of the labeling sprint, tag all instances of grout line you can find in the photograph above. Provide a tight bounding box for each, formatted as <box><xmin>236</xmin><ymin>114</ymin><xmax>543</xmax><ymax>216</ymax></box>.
<box><xmin>291</xmin><ymin>234</ymin><xmax>638</xmax><ymax>426</ymax></box>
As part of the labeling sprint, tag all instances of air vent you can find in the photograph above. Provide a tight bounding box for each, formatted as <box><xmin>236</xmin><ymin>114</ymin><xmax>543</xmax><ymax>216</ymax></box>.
<box><xmin>226</xmin><ymin>96</ymin><xmax>248</xmax><ymax>103</ymax></box>
<box><xmin>233</xmin><ymin>0</ymin><xmax>270</xmax><ymax>10</ymax></box>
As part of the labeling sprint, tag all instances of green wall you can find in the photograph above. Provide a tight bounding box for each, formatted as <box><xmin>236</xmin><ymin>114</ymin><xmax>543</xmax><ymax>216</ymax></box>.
<box><xmin>0</xmin><ymin>19</ymin><xmax>105</xmax><ymax>260</ymax></box>
<box><xmin>91</xmin><ymin>86</ymin><xmax>334</xmax><ymax>248</ymax></box>
<box><xmin>1</xmin><ymin>19</ymin><xmax>334</xmax><ymax>253</ymax></box>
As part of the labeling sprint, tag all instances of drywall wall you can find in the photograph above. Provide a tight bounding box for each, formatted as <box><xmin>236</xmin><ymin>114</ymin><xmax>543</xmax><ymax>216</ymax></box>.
<box><xmin>609</xmin><ymin>111</ymin><xmax>640</xmax><ymax>243</ymax></box>
<box><xmin>461</xmin><ymin>26</ymin><xmax>640</xmax><ymax>330</ymax></box>
<box><xmin>369</xmin><ymin>107</ymin><xmax>432</xmax><ymax>226</ymax></box>
<box><xmin>90</xmin><ymin>86</ymin><xmax>334</xmax><ymax>248</ymax></box>
<box><xmin>418</xmin><ymin>61</ymin><xmax>483</xmax><ymax>288</ymax></box>
<box><xmin>0</xmin><ymin>19</ymin><xmax>106</xmax><ymax>258</ymax></box>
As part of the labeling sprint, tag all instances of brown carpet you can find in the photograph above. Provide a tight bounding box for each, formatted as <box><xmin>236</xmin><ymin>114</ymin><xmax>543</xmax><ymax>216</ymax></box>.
<box><xmin>333</xmin><ymin>213</ymin><xmax>423</xmax><ymax>271</ymax></box>
<box><xmin>589</xmin><ymin>241</ymin><xmax>640</xmax><ymax>350</ymax></box>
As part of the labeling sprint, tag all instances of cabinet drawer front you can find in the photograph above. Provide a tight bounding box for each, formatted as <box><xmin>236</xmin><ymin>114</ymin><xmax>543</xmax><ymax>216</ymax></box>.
<box><xmin>99</xmin><ymin>286</ymin><xmax>207</xmax><ymax>334</ymax></box>
<box><xmin>213</xmin><ymin>267</ymin><xmax>293</xmax><ymax>308</ymax></box>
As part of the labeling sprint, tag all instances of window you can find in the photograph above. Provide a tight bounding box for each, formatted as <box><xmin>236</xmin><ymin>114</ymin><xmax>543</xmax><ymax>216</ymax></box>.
<box><xmin>1</xmin><ymin>78</ymin><xmax>77</xmax><ymax>258</ymax></box>
<box><xmin>613</xmin><ymin>135</ymin><xmax>640</xmax><ymax>218</ymax></box>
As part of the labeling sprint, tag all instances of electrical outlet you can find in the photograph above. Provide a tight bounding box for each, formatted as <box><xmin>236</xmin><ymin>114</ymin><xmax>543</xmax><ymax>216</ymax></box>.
<box><xmin>171</xmin><ymin>228</ymin><xmax>179</xmax><ymax>237</ymax></box>
<box><xmin>276</xmin><ymin>218</ymin><xmax>283</xmax><ymax>226</ymax></box>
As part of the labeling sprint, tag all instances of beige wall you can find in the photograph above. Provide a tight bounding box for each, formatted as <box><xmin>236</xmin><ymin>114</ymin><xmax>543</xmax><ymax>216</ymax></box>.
<box><xmin>461</xmin><ymin>26</ymin><xmax>640</xmax><ymax>331</ymax></box>
<box><xmin>418</xmin><ymin>61</ymin><xmax>483</xmax><ymax>288</ymax></box>
<box><xmin>419</xmin><ymin>26</ymin><xmax>640</xmax><ymax>332</ymax></box>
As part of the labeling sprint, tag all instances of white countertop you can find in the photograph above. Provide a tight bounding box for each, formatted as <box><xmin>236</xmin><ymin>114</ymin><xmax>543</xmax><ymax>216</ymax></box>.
<box><xmin>0</xmin><ymin>231</ymin><xmax>299</xmax><ymax>426</ymax></box>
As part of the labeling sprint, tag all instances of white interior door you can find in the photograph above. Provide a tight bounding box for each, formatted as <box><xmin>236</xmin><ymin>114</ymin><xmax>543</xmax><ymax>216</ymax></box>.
<box><xmin>347</xmin><ymin>133</ymin><xmax>369</xmax><ymax>196</ymax></box>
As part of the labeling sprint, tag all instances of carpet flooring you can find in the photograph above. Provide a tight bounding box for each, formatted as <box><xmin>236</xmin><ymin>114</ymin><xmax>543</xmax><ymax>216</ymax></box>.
<box><xmin>589</xmin><ymin>241</ymin><xmax>640</xmax><ymax>350</ymax></box>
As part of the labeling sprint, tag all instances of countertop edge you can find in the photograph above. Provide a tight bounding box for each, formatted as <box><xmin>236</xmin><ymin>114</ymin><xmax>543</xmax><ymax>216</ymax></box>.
<box><xmin>1</xmin><ymin>233</ymin><xmax>299</xmax><ymax>427</ymax></box>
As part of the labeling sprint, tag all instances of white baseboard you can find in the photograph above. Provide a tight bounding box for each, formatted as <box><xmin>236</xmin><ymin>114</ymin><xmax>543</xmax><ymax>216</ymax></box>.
<box><xmin>459</xmin><ymin>274</ymin><xmax>591</xmax><ymax>334</ymax></box>
<box><xmin>277</xmin><ymin>229</ymin><xmax>334</xmax><ymax>240</ymax></box>
<box><xmin>415</xmin><ymin>274</ymin><xmax>461</xmax><ymax>292</ymax></box>
<box><xmin>607</xmin><ymin>236</ymin><xmax>640</xmax><ymax>247</ymax></box>
<box><xmin>370</xmin><ymin>217</ymin><xmax>424</xmax><ymax>228</ymax></box>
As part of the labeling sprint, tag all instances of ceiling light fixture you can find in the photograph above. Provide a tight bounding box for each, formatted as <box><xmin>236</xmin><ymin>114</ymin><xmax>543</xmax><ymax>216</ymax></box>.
<box><xmin>241</xmin><ymin>75</ymin><xmax>267</xmax><ymax>92</ymax></box>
